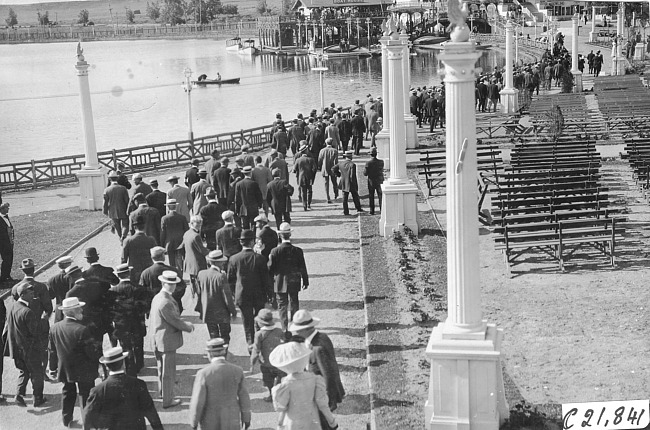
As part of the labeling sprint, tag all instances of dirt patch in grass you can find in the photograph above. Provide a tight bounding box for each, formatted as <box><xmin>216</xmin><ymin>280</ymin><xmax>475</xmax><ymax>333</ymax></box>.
<box><xmin>4</xmin><ymin>208</ymin><xmax>108</xmax><ymax>283</ymax></box>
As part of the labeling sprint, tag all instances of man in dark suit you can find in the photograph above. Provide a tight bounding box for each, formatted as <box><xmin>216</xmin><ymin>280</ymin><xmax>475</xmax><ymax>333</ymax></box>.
<box><xmin>204</xmin><ymin>149</ymin><xmax>221</xmax><ymax>178</ymax></box>
<box><xmin>476</xmin><ymin>79</ymin><xmax>488</xmax><ymax>112</ymax></box>
<box><xmin>199</xmin><ymin>188</ymin><xmax>225</xmax><ymax>251</ymax></box>
<box><xmin>5</xmin><ymin>283</ymin><xmax>46</xmax><ymax>407</ymax></box>
<box><xmin>140</xmin><ymin>246</ymin><xmax>187</xmax><ymax>315</ymax></box>
<box><xmin>128</xmin><ymin>173</ymin><xmax>154</xmax><ymax>214</ymax></box>
<box><xmin>48</xmin><ymin>256</ymin><xmax>73</xmax><ymax>323</ymax></box>
<box><xmin>145</xmin><ymin>179</ymin><xmax>167</xmax><ymax>217</ymax></box>
<box><xmin>11</xmin><ymin>258</ymin><xmax>53</xmax><ymax>377</ymax></box>
<box><xmin>293</xmin><ymin>151</ymin><xmax>317</xmax><ymax>211</ymax></box>
<box><xmin>254</xmin><ymin>214</ymin><xmax>278</xmax><ymax>261</ymax></box>
<box><xmin>185</xmin><ymin>158</ymin><xmax>201</xmax><ymax>188</ymax></box>
<box><xmin>267</xmin><ymin>168</ymin><xmax>293</xmax><ymax>229</ymax></box>
<box><xmin>332</xmin><ymin>151</ymin><xmax>363</xmax><ymax>215</ymax></box>
<box><xmin>350</xmin><ymin>110</ymin><xmax>366</xmax><ymax>156</ymax></box>
<box><xmin>234</xmin><ymin>166</ymin><xmax>263</xmax><ymax>230</ymax></box>
<box><xmin>103</xmin><ymin>170</ymin><xmax>130</xmax><ymax>244</ymax></box>
<box><xmin>268</xmin><ymin>150</ymin><xmax>290</xmax><ymax>181</ymax></box>
<box><xmin>363</xmin><ymin>147</ymin><xmax>384</xmax><ymax>215</ymax></box>
<box><xmin>181</xmin><ymin>215</ymin><xmax>209</xmax><ymax>308</ymax></box>
<box><xmin>110</xmin><ymin>264</ymin><xmax>148</xmax><ymax>375</ymax></box>
<box><xmin>212</xmin><ymin>157</ymin><xmax>231</xmax><ymax>206</ymax></box>
<box><xmin>0</xmin><ymin>296</ymin><xmax>5</xmax><ymax>403</ymax></box>
<box><xmin>129</xmin><ymin>194</ymin><xmax>162</xmax><ymax>244</ymax></box>
<box><xmin>66</xmin><ymin>274</ymin><xmax>109</xmax><ymax>347</ymax></box>
<box><xmin>197</xmin><ymin>251</ymin><xmax>237</xmax><ymax>343</ymax></box>
<box><xmin>122</xmin><ymin>215</ymin><xmax>157</xmax><ymax>283</ymax></box>
<box><xmin>82</xmin><ymin>247</ymin><xmax>119</xmax><ymax>287</ymax></box>
<box><xmin>215</xmin><ymin>210</ymin><xmax>242</xmax><ymax>260</ymax></box>
<box><xmin>48</xmin><ymin>297</ymin><xmax>101</xmax><ymax>427</ymax></box>
<box><xmin>160</xmin><ymin>199</ymin><xmax>189</xmax><ymax>271</ymax></box>
<box><xmin>149</xmin><ymin>271</ymin><xmax>194</xmax><ymax>408</ymax></box>
<box><xmin>290</xmin><ymin>310</ymin><xmax>345</xmax><ymax>429</ymax></box>
<box><xmin>81</xmin><ymin>248</ymin><xmax>118</xmax><ymax>341</ymax></box>
<box><xmin>0</xmin><ymin>202</ymin><xmax>15</xmax><ymax>282</ymax></box>
<box><xmin>227</xmin><ymin>230</ymin><xmax>272</xmax><ymax>351</ymax></box>
<box><xmin>84</xmin><ymin>346</ymin><xmax>163</xmax><ymax>430</ymax></box>
<box><xmin>268</xmin><ymin>223</ymin><xmax>308</xmax><ymax>333</ymax></box>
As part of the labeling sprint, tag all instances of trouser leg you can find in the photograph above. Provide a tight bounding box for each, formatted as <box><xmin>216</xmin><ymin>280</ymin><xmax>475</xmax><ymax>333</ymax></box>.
<box><xmin>300</xmin><ymin>185</ymin><xmax>308</xmax><ymax>210</ymax></box>
<box><xmin>324</xmin><ymin>176</ymin><xmax>331</xmax><ymax>201</ymax></box>
<box><xmin>343</xmin><ymin>192</ymin><xmax>350</xmax><ymax>214</ymax></box>
<box><xmin>61</xmin><ymin>382</ymin><xmax>77</xmax><ymax>424</ymax></box>
<box><xmin>15</xmin><ymin>357</ymin><xmax>29</xmax><ymax>396</ymax></box>
<box><xmin>158</xmin><ymin>350</ymin><xmax>176</xmax><ymax>406</ymax></box>
<box><xmin>368</xmin><ymin>182</ymin><xmax>375</xmax><ymax>214</ymax></box>
<box><xmin>377</xmin><ymin>184</ymin><xmax>383</xmax><ymax>210</ymax></box>
<box><xmin>288</xmin><ymin>291</ymin><xmax>300</xmax><ymax>325</ymax></box>
<box><xmin>274</xmin><ymin>214</ymin><xmax>283</xmax><ymax>229</ymax></box>
<box><xmin>204</xmin><ymin>229</ymin><xmax>217</xmax><ymax>250</ymax></box>
<box><xmin>307</xmin><ymin>184</ymin><xmax>313</xmax><ymax>207</ymax></box>
<box><xmin>276</xmin><ymin>292</ymin><xmax>289</xmax><ymax>332</ymax></box>
<box><xmin>78</xmin><ymin>380</ymin><xmax>94</xmax><ymax>423</ymax></box>
<box><xmin>0</xmin><ymin>247</ymin><xmax>12</xmax><ymax>280</ymax></box>
<box><xmin>134</xmin><ymin>335</ymin><xmax>144</xmax><ymax>373</ymax></box>
<box><xmin>239</xmin><ymin>302</ymin><xmax>256</xmax><ymax>346</ymax></box>
<box><xmin>352</xmin><ymin>190</ymin><xmax>362</xmax><ymax>211</ymax></box>
<box><xmin>217</xmin><ymin>323</ymin><xmax>232</xmax><ymax>345</ymax></box>
<box><xmin>331</xmin><ymin>175</ymin><xmax>339</xmax><ymax>198</ymax></box>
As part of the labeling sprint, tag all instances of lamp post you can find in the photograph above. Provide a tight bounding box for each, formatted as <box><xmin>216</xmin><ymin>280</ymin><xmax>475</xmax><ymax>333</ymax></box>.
<box><xmin>366</xmin><ymin>17</ymin><xmax>372</xmax><ymax>49</ymax></box>
<box><xmin>321</xmin><ymin>16</ymin><xmax>326</xmax><ymax>49</ymax></box>
<box><xmin>183</xmin><ymin>67</ymin><xmax>194</xmax><ymax>145</ymax></box>
<box><xmin>311</xmin><ymin>54</ymin><xmax>328</xmax><ymax>114</ymax></box>
<box><xmin>356</xmin><ymin>18</ymin><xmax>361</xmax><ymax>46</ymax></box>
<box><xmin>347</xmin><ymin>17</ymin><xmax>352</xmax><ymax>42</ymax></box>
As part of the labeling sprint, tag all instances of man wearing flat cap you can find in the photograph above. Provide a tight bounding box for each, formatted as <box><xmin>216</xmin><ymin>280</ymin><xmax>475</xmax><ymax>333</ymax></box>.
<box><xmin>5</xmin><ymin>282</ymin><xmax>46</xmax><ymax>407</ymax></box>
<box><xmin>318</xmin><ymin>138</ymin><xmax>339</xmax><ymax>204</ymax></box>
<box><xmin>47</xmin><ymin>255</ymin><xmax>73</xmax><ymax>323</ymax></box>
<box><xmin>49</xmin><ymin>297</ymin><xmax>101</xmax><ymax>426</ymax></box>
<box><xmin>160</xmin><ymin>199</ymin><xmax>189</xmax><ymax>271</ymax></box>
<box><xmin>166</xmin><ymin>175</ymin><xmax>193</xmax><ymax>222</ymax></box>
<box><xmin>140</xmin><ymin>246</ymin><xmax>187</xmax><ymax>314</ymax></box>
<box><xmin>197</xmin><ymin>250</ymin><xmax>237</xmax><ymax>343</ymax></box>
<box><xmin>84</xmin><ymin>346</ymin><xmax>163</xmax><ymax>430</ymax></box>
<box><xmin>122</xmin><ymin>214</ymin><xmax>157</xmax><ymax>283</ymax></box>
<box><xmin>149</xmin><ymin>271</ymin><xmax>194</xmax><ymax>409</ymax></box>
<box><xmin>146</xmin><ymin>179</ymin><xmax>167</xmax><ymax>217</ymax></box>
<box><xmin>269</xmin><ymin>149</ymin><xmax>290</xmax><ymax>181</ymax></box>
<box><xmin>199</xmin><ymin>187</ymin><xmax>225</xmax><ymax>251</ymax></box>
<box><xmin>227</xmin><ymin>230</ymin><xmax>272</xmax><ymax>351</ymax></box>
<box><xmin>104</xmin><ymin>170</ymin><xmax>130</xmax><ymax>244</ymax></box>
<box><xmin>241</xmin><ymin>145</ymin><xmax>256</xmax><ymax>169</ymax></box>
<box><xmin>215</xmin><ymin>210</ymin><xmax>243</xmax><ymax>260</ymax></box>
<box><xmin>189</xmin><ymin>338</ymin><xmax>251</xmax><ymax>430</ymax></box>
<box><xmin>190</xmin><ymin>168</ymin><xmax>211</xmax><ymax>216</ymax></box>
<box><xmin>234</xmin><ymin>166</ymin><xmax>264</xmax><ymax>230</ymax></box>
<box><xmin>267</xmin><ymin>168</ymin><xmax>293</xmax><ymax>229</ymax></box>
<box><xmin>129</xmin><ymin>194</ymin><xmax>162</xmax><ymax>244</ymax></box>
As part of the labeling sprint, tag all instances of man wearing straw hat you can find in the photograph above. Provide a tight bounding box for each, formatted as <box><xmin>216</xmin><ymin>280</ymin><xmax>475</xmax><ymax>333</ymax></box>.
<box><xmin>140</xmin><ymin>246</ymin><xmax>187</xmax><ymax>314</ymax></box>
<box><xmin>268</xmin><ymin>223</ymin><xmax>309</xmax><ymax>334</ymax></box>
<box><xmin>84</xmin><ymin>346</ymin><xmax>163</xmax><ymax>430</ymax></box>
<box><xmin>189</xmin><ymin>338</ymin><xmax>251</xmax><ymax>430</ymax></box>
<box><xmin>160</xmin><ymin>199</ymin><xmax>189</xmax><ymax>271</ymax></box>
<box><xmin>166</xmin><ymin>174</ymin><xmax>193</xmax><ymax>222</ymax></box>
<box><xmin>290</xmin><ymin>310</ymin><xmax>345</xmax><ymax>425</ymax></box>
<box><xmin>5</xmin><ymin>283</ymin><xmax>46</xmax><ymax>407</ymax></box>
<box><xmin>196</xmin><ymin>250</ymin><xmax>237</xmax><ymax>344</ymax></box>
<box><xmin>48</xmin><ymin>296</ymin><xmax>101</xmax><ymax>427</ymax></box>
<box><xmin>149</xmin><ymin>270</ymin><xmax>194</xmax><ymax>409</ymax></box>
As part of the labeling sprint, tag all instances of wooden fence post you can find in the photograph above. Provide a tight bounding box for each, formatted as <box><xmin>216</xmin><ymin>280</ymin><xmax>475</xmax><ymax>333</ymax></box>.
<box><xmin>112</xmin><ymin>149</ymin><xmax>118</xmax><ymax>170</ymax></box>
<box><xmin>31</xmin><ymin>159</ymin><xmax>37</xmax><ymax>189</ymax></box>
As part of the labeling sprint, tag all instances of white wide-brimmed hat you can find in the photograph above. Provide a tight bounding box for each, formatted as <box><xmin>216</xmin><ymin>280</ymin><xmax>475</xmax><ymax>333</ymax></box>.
<box><xmin>60</xmin><ymin>297</ymin><xmax>85</xmax><ymax>310</ymax></box>
<box><xmin>288</xmin><ymin>309</ymin><xmax>320</xmax><ymax>332</ymax></box>
<box><xmin>269</xmin><ymin>341</ymin><xmax>312</xmax><ymax>374</ymax></box>
<box><xmin>99</xmin><ymin>346</ymin><xmax>129</xmax><ymax>364</ymax></box>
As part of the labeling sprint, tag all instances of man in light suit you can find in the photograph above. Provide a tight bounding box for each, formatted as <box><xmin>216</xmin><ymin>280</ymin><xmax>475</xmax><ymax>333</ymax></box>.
<box><xmin>234</xmin><ymin>166</ymin><xmax>263</xmax><ymax>230</ymax></box>
<box><xmin>103</xmin><ymin>170</ymin><xmax>130</xmax><ymax>244</ymax></box>
<box><xmin>215</xmin><ymin>210</ymin><xmax>242</xmax><ymax>260</ymax></box>
<box><xmin>290</xmin><ymin>310</ymin><xmax>345</xmax><ymax>430</ymax></box>
<box><xmin>160</xmin><ymin>199</ymin><xmax>189</xmax><ymax>271</ymax></box>
<box><xmin>181</xmin><ymin>215</ymin><xmax>210</xmax><ymax>313</ymax></box>
<box><xmin>149</xmin><ymin>271</ymin><xmax>194</xmax><ymax>409</ymax></box>
<box><xmin>268</xmin><ymin>223</ymin><xmax>308</xmax><ymax>333</ymax></box>
<box><xmin>189</xmin><ymin>338</ymin><xmax>251</xmax><ymax>430</ymax></box>
<box><xmin>122</xmin><ymin>215</ymin><xmax>157</xmax><ymax>283</ymax></box>
<box><xmin>84</xmin><ymin>346</ymin><xmax>163</xmax><ymax>430</ymax></box>
<box><xmin>318</xmin><ymin>138</ymin><xmax>339</xmax><ymax>204</ymax></box>
<box><xmin>48</xmin><ymin>297</ymin><xmax>101</xmax><ymax>427</ymax></box>
<box><xmin>331</xmin><ymin>151</ymin><xmax>363</xmax><ymax>216</ymax></box>
<box><xmin>190</xmin><ymin>168</ymin><xmax>211</xmax><ymax>216</ymax></box>
<box><xmin>166</xmin><ymin>175</ymin><xmax>193</xmax><ymax>222</ymax></box>
<box><xmin>0</xmin><ymin>202</ymin><xmax>14</xmax><ymax>282</ymax></box>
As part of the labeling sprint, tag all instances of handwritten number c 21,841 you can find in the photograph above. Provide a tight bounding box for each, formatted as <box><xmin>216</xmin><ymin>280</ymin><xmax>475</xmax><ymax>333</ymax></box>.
<box><xmin>563</xmin><ymin>405</ymin><xmax>647</xmax><ymax>429</ymax></box>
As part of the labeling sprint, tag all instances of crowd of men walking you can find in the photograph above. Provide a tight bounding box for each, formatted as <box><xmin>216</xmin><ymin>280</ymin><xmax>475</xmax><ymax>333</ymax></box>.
<box><xmin>0</xmin><ymin>96</ymin><xmax>394</xmax><ymax>428</ymax></box>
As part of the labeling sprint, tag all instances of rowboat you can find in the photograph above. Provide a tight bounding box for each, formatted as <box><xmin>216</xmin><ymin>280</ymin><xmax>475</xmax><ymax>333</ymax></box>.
<box><xmin>192</xmin><ymin>78</ymin><xmax>241</xmax><ymax>85</ymax></box>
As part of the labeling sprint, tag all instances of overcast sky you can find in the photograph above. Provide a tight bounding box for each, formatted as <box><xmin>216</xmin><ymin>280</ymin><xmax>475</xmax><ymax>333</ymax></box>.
<box><xmin>0</xmin><ymin>0</ymin><xmax>90</xmax><ymax>5</ymax></box>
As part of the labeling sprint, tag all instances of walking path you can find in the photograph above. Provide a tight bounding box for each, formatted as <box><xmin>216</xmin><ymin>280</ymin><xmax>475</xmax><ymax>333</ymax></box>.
<box><xmin>1</xmin><ymin>151</ymin><xmax>371</xmax><ymax>429</ymax></box>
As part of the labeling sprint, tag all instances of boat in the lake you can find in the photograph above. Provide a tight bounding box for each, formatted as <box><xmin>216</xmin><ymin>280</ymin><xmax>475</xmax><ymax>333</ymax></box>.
<box><xmin>239</xmin><ymin>39</ymin><xmax>259</xmax><ymax>55</ymax></box>
<box><xmin>312</xmin><ymin>44</ymin><xmax>372</xmax><ymax>59</ymax></box>
<box><xmin>412</xmin><ymin>35</ymin><xmax>448</xmax><ymax>46</ymax></box>
<box><xmin>192</xmin><ymin>77</ymin><xmax>241</xmax><ymax>85</ymax></box>
<box><xmin>226</xmin><ymin>37</ymin><xmax>241</xmax><ymax>52</ymax></box>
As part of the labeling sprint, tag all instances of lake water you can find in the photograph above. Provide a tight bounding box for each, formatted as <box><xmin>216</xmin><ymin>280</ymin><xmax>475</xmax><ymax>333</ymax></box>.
<box><xmin>0</xmin><ymin>38</ymin><xmax>505</xmax><ymax>164</ymax></box>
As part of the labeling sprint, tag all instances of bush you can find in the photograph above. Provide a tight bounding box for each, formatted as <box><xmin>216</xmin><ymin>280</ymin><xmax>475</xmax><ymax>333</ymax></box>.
<box><xmin>37</xmin><ymin>10</ymin><xmax>49</xmax><ymax>26</ymax></box>
<box><xmin>146</xmin><ymin>1</ymin><xmax>161</xmax><ymax>21</ymax></box>
<box><xmin>5</xmin><ymin>8</ymin><xmax>17</xmax><ymax>27</ymax></box>
<box><xmin>220</xmin><ymin>4</ymin><xmax>238</xmax><ymax>14</ymax></box>
<box><xmin>78</xmin><ymin>9</ymin><xmax>90</xmax><ymax>25</ymax></box>
<box><xmin>126</xmin><ymin>8</ymin><xmax>135</xmax><ymax>23</ymax></box>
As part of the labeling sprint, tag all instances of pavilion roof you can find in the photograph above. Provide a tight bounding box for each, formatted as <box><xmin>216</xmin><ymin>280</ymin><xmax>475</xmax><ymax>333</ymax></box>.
<box><xmin>292</xmin><ymin>0</ymin><xmax>393</xmax><ymax>9</ymax></box>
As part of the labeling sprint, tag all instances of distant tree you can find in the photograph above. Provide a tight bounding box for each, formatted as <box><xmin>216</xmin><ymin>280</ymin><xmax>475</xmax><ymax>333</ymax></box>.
<box><xmin>220</xmin><ymin>4</ymin><xmax>238</xmax><ymax>14</ymax></box>
<box><xmin>78</xmin><ymin>9</ymin><xmax>90</xmax><ymax>25</ymax></box>
<box><xmin>257</xmin><ymin>0</ymin><xmax>271</xmax><ymax>15</ymax></box>
<box><xmin>161</xmin><ymin>0</ymin><xmax>186</xmax><ymax>24</ymax></box>
<box><xmin>281</xmin><ymin>0</ymin><xmax>291</xmax><ymax>15</ymax></box>
<box><xmin>37</xmin><ymin>10</ymin><xmax>50</xmax><ymax>26</ymax></box>
<box><xmin>146</xmin><ymin>1</ymin><xmax>161</xmax><ymax>21</ymax></box>
<box><xmin>126</xmin><ymin>8</ymin><xmax>135</xmax><ymax>23</ymax></box>
<box><xmin>5</xmin><ymin>8</ymin><xmax>17</xmax><ymax>27</ymax></box>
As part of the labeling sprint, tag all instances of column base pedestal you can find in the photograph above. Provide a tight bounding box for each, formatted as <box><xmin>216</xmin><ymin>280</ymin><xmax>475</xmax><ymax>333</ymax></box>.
<box><xmin>572</xmin><ymin>70</ymin><xmax>583</xmax><ymax>92</ymax></box>
<box><xmin>589</xmin><ymin>31</ymin><xmax>597</xmax><ymax>42</ymax></box>
<box><xmin>612</xmin><ymin>56</ymin><xmax>627</xmax><ymax>76</ymax></box>
<box><xmin>379</xmin><ymin>180</ymin><xmax>419</xmax><ymax>237</ymax></box>
<box><xmin>76</xmin><ymin>168</ymin><xmax>106</xmax><ymax>211</ymax></box>
<box><xmin>405</xmin><ymin>115</ymin><xmax>418</xmax><ymax>149</ymax></box>
<box><xmin>375</xmin><ymin>129</ymin><xmax>391</xmax><ymax>167</ymax></box>
<box><xmin>425</xmin><ymin>321</ymin><xmax>508</xmax><ymax>430</ymax></box>
<box><xmin>500</xmin><ymin>88</ymin><xmax>519</xmax><ymax>114</ymax></box>
<box><xmin>634</xmin><ymin>46</ymin><xmax>645</xmax><ymax>61</ymax></box>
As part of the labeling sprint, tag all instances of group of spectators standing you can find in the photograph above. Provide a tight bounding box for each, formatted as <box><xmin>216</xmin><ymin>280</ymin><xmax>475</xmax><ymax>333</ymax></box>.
<box><xmin>408</xmin><ymin>85</ymin><xmax>447</xmax><ymax>133</ymax></box>
<box><xmin>0</xmin><ymin>96</ymin><xmax>389</xmax><ymax>427</ymax></box>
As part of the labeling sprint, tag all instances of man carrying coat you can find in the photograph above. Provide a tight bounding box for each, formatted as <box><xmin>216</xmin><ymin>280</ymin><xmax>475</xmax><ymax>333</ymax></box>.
<box><xmin>83</xmin><ymin>346</ymin><xmax>163</xmax><ymax>430</ymax></box>
<box><xmin>189</xmin><ymin>338</ymin><xmax>251</xmax><ymax>430</ymax></box>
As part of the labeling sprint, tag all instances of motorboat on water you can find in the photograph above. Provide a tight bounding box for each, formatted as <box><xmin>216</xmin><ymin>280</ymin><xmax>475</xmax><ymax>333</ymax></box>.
<box><xmin>239</xmin><ymin>39</ymin><xmax>259</xmax><ymax>55</ymax></box>
<box><xmin>226</xmin><ymin>37</ymin><xmax>241</xmax><ymax>52</ymax></box>
<box><xmin>412</xmin><ymin>35</ymin><xmax>448</xmax><ymax>46</ymax></box>
<box><xmin>311</xmin><ymin>44</ymin><xmax>372</xmax><ymax>59</ymax></box>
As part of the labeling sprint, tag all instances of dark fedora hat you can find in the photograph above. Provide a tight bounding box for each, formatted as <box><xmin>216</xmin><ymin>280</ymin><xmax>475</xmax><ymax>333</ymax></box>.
<box><xmin>84</xmin><ymin>247</ymin><xmax>99</xmax><ymax>259</ymax></box>
<box><xmin>239</xmin><ymin>229</ymin><xmax>255</xmax><ymax>241</ymax></box>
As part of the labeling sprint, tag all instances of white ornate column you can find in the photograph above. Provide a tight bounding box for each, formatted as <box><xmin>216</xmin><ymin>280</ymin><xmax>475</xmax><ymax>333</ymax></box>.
<box><xmin>375</xmin><ymin>33</ymin><xmax>391</xmax><ymax>167</ymax></box>
<box><xmin>425</xmin><ymin>15</ymin><xmax>507</xmax><ymax>430</ymax></box>
<box><xmin>400</xmin><ymin>31</ymin><xmax>418</xmax><ymax>149</ymax></box>
<box><xmin>571</xmin><ymin>14</ymin><xmax>583</xmax><ymax>92</ymax></box>
<box><xmin>500</xmin><ymin>21</ymin><xmax>519</xmax><ymax>114</ymax></box>
<box><xmin>74</xmin><ymin>43</ymin><xmax>106</xmax><ymax>211</ymax></box>
<box><xmin>589</xmin><ymin>6</ymin><xmax>597</xmax><ymax>42</ymax></box>
<box><xmin>379</xmin><ymin>23</ymin><xmax>419</xmax><ymax>238</ymax></box>
<box><xmin>613</xmin><ymin>4</ymin><xmax>625</xmax><ymax>75</ymax></box>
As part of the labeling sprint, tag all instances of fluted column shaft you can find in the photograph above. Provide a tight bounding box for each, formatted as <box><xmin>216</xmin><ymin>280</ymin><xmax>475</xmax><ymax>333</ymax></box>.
<box><xmin>400</xmin><ymin>33</ymin><xmax>411</xmax><ymax>117</ymax></box>
<box><xmin>504</xmin><ymin>21</ymin><xmax>514</xmax><ymax>90</ymax></box>
<box><xmin>76</xmin><ymin>60</ymin><xmax>99</xmax><ymax>170</ymax></box>
<box><xmin>571</xmin><ymin>16</ymin><xmax>580</xmax><ymax>73</ymax></box>
<box><xmin>380</xmin><ymin>35</ymin><xmax>390</xmax><ymax>135</ymax></box>
<box><xmin>386</xmin><ymin>40</ymin><xmax>407</xmax><ymax>182</ymax></box>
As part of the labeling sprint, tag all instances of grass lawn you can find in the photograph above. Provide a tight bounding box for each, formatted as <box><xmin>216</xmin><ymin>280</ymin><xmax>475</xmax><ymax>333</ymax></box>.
<box><xmin>4</xmin><ymin>207</ymin><xmax>107</xmax><ymax>284</ymax></box>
